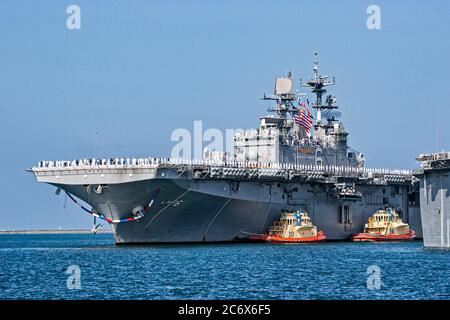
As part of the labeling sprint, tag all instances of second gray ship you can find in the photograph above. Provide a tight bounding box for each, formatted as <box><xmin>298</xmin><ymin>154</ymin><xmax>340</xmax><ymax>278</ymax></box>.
<box><xmin>415</xmin><ymin>152</ymin><xmax>450</xmax><ymax>248</ymax></box>
<box><xmin>30</xmin><ymin>55</ymin><xmax>422</xmax><ymax>244</ymax></box>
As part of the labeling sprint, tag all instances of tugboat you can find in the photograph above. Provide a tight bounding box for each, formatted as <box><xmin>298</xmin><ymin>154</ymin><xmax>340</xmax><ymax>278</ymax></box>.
<box><xmin>351</xmin><ymin>208</ymin><xmax>416</xmax><ymax>242</ymax></box>
<box><xmin>264</xmin><ymin>211</ymin><xmax>326</xmax><ymax>243</ymax></box>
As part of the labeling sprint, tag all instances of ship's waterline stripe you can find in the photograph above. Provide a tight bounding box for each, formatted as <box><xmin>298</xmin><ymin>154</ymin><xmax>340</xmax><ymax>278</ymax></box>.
<box><xmin>65</xmin><ymin>189</ymin><xmax>159</xmax><ymax>224</ymax></box>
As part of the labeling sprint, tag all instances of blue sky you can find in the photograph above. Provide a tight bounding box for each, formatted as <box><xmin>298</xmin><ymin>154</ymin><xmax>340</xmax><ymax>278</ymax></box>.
<box><xmin>0</xmin><ymin>0</ymin><xmax>449</xmax><ymax>229</ymax></box>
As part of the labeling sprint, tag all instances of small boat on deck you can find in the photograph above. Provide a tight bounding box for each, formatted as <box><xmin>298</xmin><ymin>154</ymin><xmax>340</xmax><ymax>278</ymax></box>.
<box><xmin>351</xmin><ymin>208</ymin><xmax>416</xmax><ymax>242</ymax></box>
<box><xmin>264</xmin><ymin>211</ymin><xmax>326</xmax><ymax>243</ymax></box>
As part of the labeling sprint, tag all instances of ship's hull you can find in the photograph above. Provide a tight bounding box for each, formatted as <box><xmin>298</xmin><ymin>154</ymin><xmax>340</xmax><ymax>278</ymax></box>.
<box><xmin>51</xmin><ymin>167</ymin><xmax>422</xmax><ymax>244</ymax></box>
<box><xmin>417</xmin><ymin>167</ymin><xmax>450</xmax><ymax>248</ymax></box>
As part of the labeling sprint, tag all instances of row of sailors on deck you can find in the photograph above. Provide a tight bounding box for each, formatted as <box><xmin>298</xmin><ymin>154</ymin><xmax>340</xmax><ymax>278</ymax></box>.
<box><xmin>36</xmin><ymin>158</ymin><xmax>276</xmax><ymax>168</ymax></box>
<box><xmin>37</xmin><ymin>158</ymin><xmax>170</xmax><ymax>168</ymax></box>
<box><xmin>35</xmin><ymin>158</ymin><xmax>412</xmax><ymax>175</ymax></box>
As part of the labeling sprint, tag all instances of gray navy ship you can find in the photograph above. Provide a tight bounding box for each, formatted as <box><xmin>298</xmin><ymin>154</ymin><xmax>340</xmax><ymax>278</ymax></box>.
<box><xmin>30</xmin><ymin>55</ymin><xmax>423</xmax><ymax>244</ymax></box>
<box><xmin>416</xmin><ymin>152</ymin><xmax>450</xmax><ymax>248</ymax></box>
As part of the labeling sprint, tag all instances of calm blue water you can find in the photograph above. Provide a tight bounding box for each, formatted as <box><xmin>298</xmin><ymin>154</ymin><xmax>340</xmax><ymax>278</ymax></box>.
<box><xmin>0</xmin><ymin>234</ymin><xmax>448</xmax><ymax>300</ymax></box>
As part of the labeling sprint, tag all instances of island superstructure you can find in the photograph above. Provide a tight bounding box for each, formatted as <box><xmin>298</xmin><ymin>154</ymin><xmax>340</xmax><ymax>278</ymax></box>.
<box><xmin>415</xmin><ymin>152</ymin><xmax>450</xmax><ymax>248</ymax></box>
<box><xmin>30</xmin><ymin>55</ymin><xmax>422</xmax><ymax>244</ymax></box>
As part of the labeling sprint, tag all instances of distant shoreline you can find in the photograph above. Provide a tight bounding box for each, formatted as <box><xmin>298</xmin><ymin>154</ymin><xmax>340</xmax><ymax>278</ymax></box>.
<box><xmin>0</xmin><ymin>229</ymin><xmax>113</xmax><ymax>235</ymax></box>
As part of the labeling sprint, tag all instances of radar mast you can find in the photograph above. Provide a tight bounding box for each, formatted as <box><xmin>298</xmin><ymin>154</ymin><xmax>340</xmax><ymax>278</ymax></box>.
<box><xmin>262</xmin><ymin>71</ymin><xmax>304</xmax><ymax>119</ymax></box>
<box><xmin>300</xmin><ymin>52</ymin><xmax>338</xmax><ymax>127</ymax></box>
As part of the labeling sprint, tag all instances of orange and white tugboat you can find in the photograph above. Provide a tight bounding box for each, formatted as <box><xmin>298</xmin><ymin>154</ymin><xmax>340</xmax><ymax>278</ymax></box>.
<box><xmin>351</xmin><ymin>208</ymin><xmax>416</xmax><ymax>242</ymax></box>
<box><xmin>265</xmin><ymin>211</ymin><xmax>326</xmax><ymax>243</ymax></box>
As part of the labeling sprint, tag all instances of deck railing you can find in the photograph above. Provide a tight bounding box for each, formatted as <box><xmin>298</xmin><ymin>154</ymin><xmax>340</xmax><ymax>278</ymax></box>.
<box><xmin>32</xmin><ymin>157</ymin><xmax>413</xmax><ymax>176</ymax></box>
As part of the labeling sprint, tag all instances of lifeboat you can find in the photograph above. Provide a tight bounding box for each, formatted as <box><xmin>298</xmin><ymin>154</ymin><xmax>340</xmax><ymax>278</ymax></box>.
<box><xmin>265</xmin><ymin>211</ymin><xmax>326</xmax><ymax>243</ymax></box>
<box><xmin>351</xmin><ymin>208</ymin><xmax>416</xmax><ymax>242</ymax></box>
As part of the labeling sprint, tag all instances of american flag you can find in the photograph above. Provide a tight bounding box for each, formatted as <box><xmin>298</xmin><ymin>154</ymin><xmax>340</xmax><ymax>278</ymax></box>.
<box><xmin>294</xmin><ymin>102</ymin><xmax>313</xmax><ymax>134</ymax></box>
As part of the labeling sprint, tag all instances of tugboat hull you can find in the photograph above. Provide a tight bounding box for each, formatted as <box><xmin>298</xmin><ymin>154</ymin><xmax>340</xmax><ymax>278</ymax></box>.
<box><xmin>351</xmin><ymin>230</ymin><xmax>416</xmax><ymax>242</ymax></box>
